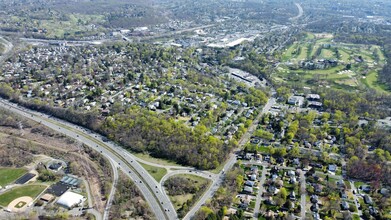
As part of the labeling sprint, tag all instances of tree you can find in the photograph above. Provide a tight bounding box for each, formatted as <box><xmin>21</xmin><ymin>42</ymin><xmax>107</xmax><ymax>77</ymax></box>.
<box><xmin>290</xmin><ymin>145</ymin><xmax>300</xmax><ymax>158</ymax></box>
<box><xmin>274</xmin><ymin>187</ymin><xmax>288</xmax><ymax>207</ymax></box>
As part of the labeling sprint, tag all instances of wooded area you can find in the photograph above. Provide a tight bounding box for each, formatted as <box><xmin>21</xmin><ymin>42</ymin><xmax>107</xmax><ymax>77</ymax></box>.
<box><xmin>110</xmin><ymin>172</ymin><xmax>154</xmax><ymax>220</ymax></box>
<box><xmin>101</xmin><ymin>107</ymin><xmax>234</xmax><ymax>169</ymax></box>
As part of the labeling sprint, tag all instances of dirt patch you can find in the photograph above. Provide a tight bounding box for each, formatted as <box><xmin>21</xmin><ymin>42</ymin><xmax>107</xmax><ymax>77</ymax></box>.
<box><xmin>0</xmin><ymin>127</ymin><xmax>112</xmax><ymax>213</ymax></box>
<box><xmin>7</xmin><ymin>196</ymin><xmax>33</xmax><ymax>212</ymax></box>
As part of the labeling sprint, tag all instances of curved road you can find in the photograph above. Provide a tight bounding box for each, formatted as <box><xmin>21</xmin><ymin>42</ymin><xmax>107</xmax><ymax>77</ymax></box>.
<box><xmin>0</xmin><ymin>36</ymin><xmax>13</xmax><ymax>63</ymax></box>
<box><xmin>0</xmin><ymin>96</ymin><xmax>276</xmax><ymax>220</ymax></box>
<box><xmin>290</xmin><ymin>3</ymin><xmax>304</xmax><ymax>20</ymax></box>
<box><xmin>0</xmin><ymin>99</ymin><xmax>177</xmax><ymax>220</ymax></box>
<box><xmin>102</xmin><ymin>158</ymin><xmax>119</xmax><ymax>220</ymax></box>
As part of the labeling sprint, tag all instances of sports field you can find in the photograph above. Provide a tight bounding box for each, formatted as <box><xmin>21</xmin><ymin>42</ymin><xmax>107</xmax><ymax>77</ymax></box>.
<box><xmin>0</xmin><ymin>167</ymin><xmax>27</xmax><ymax>187</ymax></box>
<box><xmin>0</xmin><ymin>184</ymin><xmax>46</xmax><ymax>207</ymax></box>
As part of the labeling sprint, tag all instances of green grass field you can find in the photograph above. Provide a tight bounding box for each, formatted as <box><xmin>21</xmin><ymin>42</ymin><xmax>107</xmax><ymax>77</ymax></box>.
<box><xmin>133</xmin><ymin>153</ymin><xmax>182</xmax><ymax>167</ymax></box>
<box><xmin>171</xmin><ymin>193</ymin><xmax>193</xmax><ymax>210</ymax></box>
<box><xmin>0</xmin><ymin>168</ymin><xmax>27</xmax><ymax>187</ymax></box>
<box><xmin>279</xmin><ymin>32</ymin><xmax>389</xmax><ymax>92</ymax></box>
<box><xmin>362</xmin><ymin>71</ymin><xmax>389</xmax><ymax>93</ymax></box>
<box><xmin>376</xmin><ymin>48</ymin><xmax>386</xmax><ymax>61</ymax></box>
<box><xmin>297</xmin><ymin>45</ymin><xmax>308</xmax><ymax>60</ymax></box>
<box><xmin>320</xmin><ymin>49</ymin><xmax>334</xmax><ymax>59</ymax></box>
<box><xmin>0</xmin><ymin>185</ymin><xmax>46</xmax><ymax>207</ymax></box>
<box><xmin>283</xmin><ymin>43</ymin><xmax>299</xmax><ymax>61</ymax></box>
<box><xmin>139</xmin><ymin>162</ymin><xmax>167</xmax><ymax>182</ymax></box>
<box><xmin>339</xmin><ymin>49</ymin><xmax>351</xmax><ymax>63</ymax></box>
<box><xmin>306</xmin><ymin>33</ymin><xmax>315</xmax><ymax>40</ymax></box>
<box><xmin>167</xmin><ymin>174</ymin><xmax>211</xmax><ymax>211</ymax></box>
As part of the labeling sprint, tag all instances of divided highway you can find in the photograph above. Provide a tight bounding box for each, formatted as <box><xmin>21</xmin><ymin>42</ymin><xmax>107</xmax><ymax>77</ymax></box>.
<box><xmin>0</xmin><ymin>95</ymin><xmax>276</xmax><ymax>220</ymax></box>
<box><xmin>0</xmin><ymin>99</ymin><xmax>177</xmax><ymax>220</ymax></box>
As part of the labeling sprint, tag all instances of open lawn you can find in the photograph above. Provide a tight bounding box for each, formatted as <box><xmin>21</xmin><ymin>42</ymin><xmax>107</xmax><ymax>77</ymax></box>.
<box><xmin>297</xmin><ymin>45</ymin><xmax>308</xmax><ymax>60</ymax></box>
<box><xmin>353</xmin><ymin>214</ymin><xmax>360</xmax><ymax>220</ymax></box>
<box><xmin>179</xmin><ymin>174</ymin><xmax>211</xmax><ymax>188</ymax></box>
<box><xmin>362</xmin><ymin>71</ymin><xmax>390</xmax><ymax>93</ymax></box>
<box><xmin>320</xmin><ymin>49</ymin><xmax>335</xmax><ymax>59</ymax></box>
<box><xmin>0</xmin><ymin>167</ymin><xmax>27</xmax><ymax>187</ymax></box>
<box><xmin>283</xmin><ymin>43</ymin><xmax>299</xmax><ymax>61</ymax></box>
<box><xmin>309</xmin><ymin>44</ymin><xmax>320</xmax><ymax>58</ymax></box>
<box><xmin>0</xmin><ymin>184</ymin><xmax>46</xmax><ymax>207</ymax></box>
<box><xmin>139</xmin><ymin>162</ymin><xmax>167</xmax><ymax>182</ymax></box>
<box><xmin>339</xmin><ymin>49</ymin><xmax>351</xmax><ymax>63</ymax></box>
<box><xmin>166</xmin><ymin>174</ymin><xmax>211</xmax><ymax>215</ymax></box>
<box><xmin>306</xmin><ymin>33</ymin><xmax>315</xmax><ymax>40</ymax></box>
<box><xmin>376</xmin><ymin>48</ymin><xmax>386</xmax><ymax>61</ymax></box>
<box><xmin>279</xmin><ymin>32</ymin><xmax>387</xmax><ymax>92</ymax></box>
<box><xmin>335</xmin><ymin>78</ymin><xmax>358</xmax><ymax>87</ymax></box>
<box><xmin>11</xmin><ymin>13</ymin><xmax>105</xmax><ymax>39</ymax></box>
<box><xmin>134</xmin><ymin>153</ymin><xmax>182</xmax><ymax>167</ymax></box>
<box><xmin>354</xmin><ymin>181</ymin><xmax>365</xmax><ymax>188</ymax></box>
<box><xmin>170</xmin><ymin>193</ymin><xmax>193</xmax><ymax>210</ymax></box>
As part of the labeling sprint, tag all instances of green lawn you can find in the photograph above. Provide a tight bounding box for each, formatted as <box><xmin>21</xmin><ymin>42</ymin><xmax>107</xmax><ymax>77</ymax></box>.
<box><xmin>306</xmin><ymin>33</ymin><xmax>315</xmax><ymax>40</ymax></box>
<box><xmin>257</xmin><ymin>145</ymin><xmax>271</xmax><ymax>153</ymax></box>
<box><xmin>167</xmin><ymin>174</ymin><xmax>211</xmax><ymax>214</ymax></box>
<box><xmin>320</xmin><ymin>49</ymin><xmax>335</xmax><ymax>59</ymax></box>
<box><xmin>339</xmin><ymin>49</ymin><xmax>351</xmax><ymax>63</ymax></box>
<box><xmin>277</xmin><ymin>32</ymin><xmax>386</xmax><ymax>92</ymax></box>
<box><xmin>354</xmin><ymin>181</ymin><xmax>365</xmax><ymax>189</ymax></box>
<box><xmin>364</xmin><ymin>71</ymin><xmax>390</xmax><ymax>93</ymax></box>
<box><xmin>0</xmin><ymin>184</ymin><xmax>47</xmax><ymax>207</ymax></box>
<box><xmin>376</xmin><ymin>48</ymin><xmax>386</xmax><ymax>61</ymax></box>
<box><xmin>170</xmin><ymin>193</ymin><xmax>193</xmax><ymax>210</ymax></box>
<box><xmin>0</xmin><ymin>167</ymin><xmax>27</xmax><ymax>187</ymax></box>
<box><xmin>133</xmin><ymin>153</ymin><xmax>182</xmax><ymax>167</ymax></box>
<box><xmin>352</xmin><ymin>214</ymin><xmax>360</xmax><ymax>220</ymax></box>
<box><xmin>283</xmin><ymin>43</ymin><xmax>299</xmax><ymax>61</ymax></box>
<box><xmin>297</xmin><ymin>45</ymin><xmax>308</xmax><ymax>60</ymax></box>
<box><xmin>139</xmin><ymin>162</ymin><xmax>167</xmax><ymax>182</ymax></box>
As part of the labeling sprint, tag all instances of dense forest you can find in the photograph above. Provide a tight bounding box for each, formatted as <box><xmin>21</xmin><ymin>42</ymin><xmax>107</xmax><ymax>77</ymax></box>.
<box><xmin>0</xmin><ymin>95</ymin><xmax>233</xmax><ymax>169</ymax></box>
<box><xmin>101</xmin><ymin>107</ymin><xmax>234</xmax><ymax>169</ymax></box>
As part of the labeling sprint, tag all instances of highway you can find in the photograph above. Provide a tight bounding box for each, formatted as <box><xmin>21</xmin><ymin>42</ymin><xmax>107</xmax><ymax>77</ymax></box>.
<box><xmin>290</xmin><ymin>3</ymin><xmax>304</xmax><ymax>20</ymax></box>
<box><xmin>19</xmin><ymin>38</ymin><xmax>104</xmax><ymax>46</ymax></box>
<box><xmin>0</xmin><ymin>98</ymin><xmax>177</xmax><ymax>220</ymax></box>
<box><xmin>0</xmin><ymin>91</ymin><xmax>276</xmax><ymax>220</ymax></box>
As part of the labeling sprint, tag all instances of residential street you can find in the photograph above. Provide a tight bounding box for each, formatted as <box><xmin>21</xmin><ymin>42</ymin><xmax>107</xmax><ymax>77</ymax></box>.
<box><xmin>300</xmin><ymin>170</ymin><xmax>307</xmax><ymax>219</ymax></box>
<box><xmin>185</xmin><ymin>97</ymin><xmax>276</xmax><ymax>219</ymax></box>
<box><xmin>253</xmin><ymin>167</ymin><xmax>267</xmax><ymax>219</ymax></box>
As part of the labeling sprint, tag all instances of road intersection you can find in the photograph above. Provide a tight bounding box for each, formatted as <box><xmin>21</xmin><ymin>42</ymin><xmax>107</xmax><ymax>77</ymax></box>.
<box><xmin>0</xmin><ymin>99</ymin><xmax>175</xmax><ymax>220</ymax></box>
<box><xmin>0</xmin><ymin>95</ymin><xmax>275</xmax><ymax>220</ymax></box>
